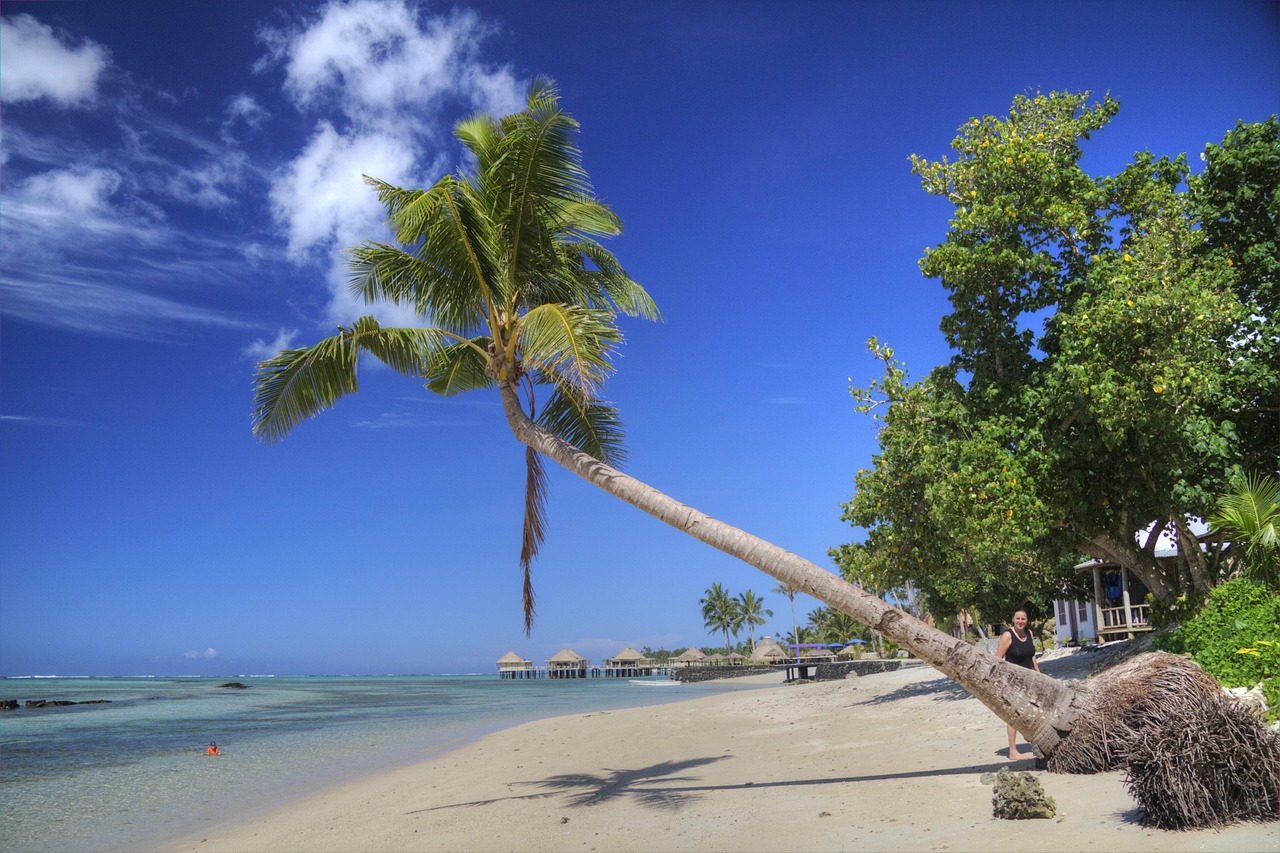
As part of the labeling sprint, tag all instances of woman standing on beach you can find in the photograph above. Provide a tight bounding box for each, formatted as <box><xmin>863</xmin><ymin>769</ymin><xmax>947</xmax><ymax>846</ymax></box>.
<box><xmin>995</xmin><ymin>609</ymin><xmax>1041</xmax><ymax>760</ymax></box>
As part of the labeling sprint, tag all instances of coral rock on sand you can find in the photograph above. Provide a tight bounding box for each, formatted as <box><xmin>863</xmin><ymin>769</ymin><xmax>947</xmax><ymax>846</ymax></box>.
<box><xmin>993</xmin><ymin>767</ymin><xmax>1057</xmax><ymax>820</ymax></box>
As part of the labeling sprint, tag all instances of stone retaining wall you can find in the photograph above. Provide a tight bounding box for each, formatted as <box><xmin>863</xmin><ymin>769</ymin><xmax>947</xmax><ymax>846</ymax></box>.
<box><xmin>669</xmin><ymin>665</ymin><xmax>777</xmax><ymax>683</ymax></box>
<box><xmin>669</xmin><ymin>659</ymin><xmax>927</xmax><ymax>683</ymax></box>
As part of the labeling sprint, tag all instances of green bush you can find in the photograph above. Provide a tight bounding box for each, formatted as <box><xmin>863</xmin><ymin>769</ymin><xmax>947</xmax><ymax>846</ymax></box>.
<box><xmin>1153</xmin><ymin>578</ymin><xmax>1280</xmax><ymax>722</ymax></box>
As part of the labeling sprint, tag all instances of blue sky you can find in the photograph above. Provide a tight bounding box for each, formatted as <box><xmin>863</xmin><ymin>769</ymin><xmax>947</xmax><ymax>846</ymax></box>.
<box><xmin>2</xmin><ymin>1</ymin><xmax>1276</xmax><ymax>676</ymax></box>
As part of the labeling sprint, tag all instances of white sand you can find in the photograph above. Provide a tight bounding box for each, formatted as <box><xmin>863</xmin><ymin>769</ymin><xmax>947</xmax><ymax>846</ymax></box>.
<box><xmin>154</xmin><ymin>656</ymin><xmax>1278</xmax><ymax>852</ymax></box>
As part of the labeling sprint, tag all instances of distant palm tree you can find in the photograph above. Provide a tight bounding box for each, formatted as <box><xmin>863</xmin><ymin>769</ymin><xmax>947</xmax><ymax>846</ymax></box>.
<box><xmin>1210</xmin><ymin>472</ymin><xmax>1280</xmax><ymax>588</ymax></box>
<box><xmin>782</xmin><ymin>626</ymin><xmax>815</xmax><ymax>650</ymax></box>
<box><xmin>821</xmin><ymin>611</ymin><xmax>866</xmax><ymax>645</ymax></box>
<box><xmin>736</xmin><ymin>589</ymin><xmax>773</xmax><ymax>651</ymax></box>
<box><xmin>700</xmin><ymin>583</ymin><xmax>740</xmax><ymax>654</ymax></box>
<box><xmin>772</xmin><ymin>582</ymin><xmax>800</xmax><ymax>656</ymax></box>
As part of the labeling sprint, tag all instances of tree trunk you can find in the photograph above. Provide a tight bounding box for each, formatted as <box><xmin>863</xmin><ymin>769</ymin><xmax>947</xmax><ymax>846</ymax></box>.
<box><xmin>499</xmin><ymin>381</ymin><xmax>1088</xmax><ymax>757</ymax></box>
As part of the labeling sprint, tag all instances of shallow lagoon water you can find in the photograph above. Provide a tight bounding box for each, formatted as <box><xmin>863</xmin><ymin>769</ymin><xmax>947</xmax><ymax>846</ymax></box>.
<box><xmin>0</xmin><ymin>674</ymin><xmax>748</xmax><ymax>852</ymax></box>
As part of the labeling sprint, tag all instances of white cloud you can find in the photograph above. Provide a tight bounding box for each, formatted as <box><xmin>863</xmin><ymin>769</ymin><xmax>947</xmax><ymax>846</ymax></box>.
<box><xmin>15</xmin><ymin>167</ymin><xmax>123</xmax><ymax>222</ymax></box>
<box><xmin>182</xmin><ymin>648</ymin><xmax>218</xmax><ymax>660</ymax></box>
<box><xmin>275</xmin><ymin>1</ymin><xmax>516</xmax><ymax>124</ymax></box>
<box><xmin>0</xmin><ymin>14</ymin><xmax>108</xmax><ymax>106</ymax></box>
<box><xmin>270</xmin><ymin>122</ymin><xmax>414</xmax><ymax>259</ymax></box>
<box><xmin>262</xmin><ymin>0</ymin><xmax>525</xmax><ymax>328</ymax></box>
<box><xmin>225</xmin><ymin>93</ymin><xmax>269</xmax><ymax>129</ymax></box>
<box><xmin>243</xmin><ymin>329</ymin><xmax>300</xmax><ymax>362</ymax></box>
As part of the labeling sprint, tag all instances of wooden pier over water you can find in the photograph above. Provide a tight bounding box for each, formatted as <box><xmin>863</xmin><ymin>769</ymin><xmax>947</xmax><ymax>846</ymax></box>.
<box><xmin>496</xmin><ymin>648</ymin><xmax>674</xmax><ymax>679</ymax></box>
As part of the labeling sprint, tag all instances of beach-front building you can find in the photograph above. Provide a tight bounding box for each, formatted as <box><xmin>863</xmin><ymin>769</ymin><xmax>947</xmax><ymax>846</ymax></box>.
<box><xmin>1051</xmin><ymin>522</ymin><xmax>1218</xmax><ymax>645</ymax></box>
<box><xmin>673</xmin><ymin>647</ymin><xmax>708</xmax><ymax>667</ymax></box>
<box><xmin>603</xmin><ymin>647</ymin><xmax>658</xmax><ymax>678</ymax></box>
<box><xmin>1053</xmin><ymin>558</ymin><xmax>1154</xmax><ymax>645</ymax></box>
<box><xmin>496</xmin><ymin>651</ymin><xmax>535</xmax><ymax>679</ymax></box>
<box><xmin>547</xmin><ymin>648</ymin><xmax>590</xmax><ymax>679</ymax></box>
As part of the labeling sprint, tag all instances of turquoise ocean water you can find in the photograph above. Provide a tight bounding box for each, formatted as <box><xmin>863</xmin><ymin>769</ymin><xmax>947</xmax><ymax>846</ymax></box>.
<box><xmin>0</xmin><ymin>673</ymin><xmax>755</xmax><ymax>852</ymax></box>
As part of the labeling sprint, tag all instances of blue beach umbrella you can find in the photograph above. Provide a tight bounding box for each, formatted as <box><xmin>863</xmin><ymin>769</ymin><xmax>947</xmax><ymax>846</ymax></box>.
<box><xmin>843</xmin><ymin>639</ymin><xmax>868</xmax><ymax>645</ymax></box>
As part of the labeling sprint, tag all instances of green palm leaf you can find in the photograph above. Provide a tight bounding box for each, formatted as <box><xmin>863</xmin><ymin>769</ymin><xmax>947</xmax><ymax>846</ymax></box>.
<box><xmin>536</xmin><ymin>384</ymin><xmax>627</xmax><ymax>467</ymax></box>
<box><xmin>518</xmin><ymin>303</ymin><xmax>619</xmax><ymax>394</ymax></box>
<box><xmin>252</xmin><ymin>318</ymin><xmax>440</xmax><ymax>442</ymax></box>
<box><xmin>425</xmin><ymin>340</ymin><xmax>494</xmax><ymax>396</ymax></box>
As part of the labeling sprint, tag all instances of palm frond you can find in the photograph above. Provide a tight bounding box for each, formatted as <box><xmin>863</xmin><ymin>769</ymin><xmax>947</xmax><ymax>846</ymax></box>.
<box><xmin>252</xmin><ymin>317</ymin><xmax>440</xmax><ymax>442</ymax></box>
<box><xmin>574</xmin><ymin>239</ymin><xmax>661</xmax><ymax>320</ymax></box>
<box><xmin>536</xmin><ymin>382</ymin><xmax>628</xmax><ymax>467</ymax></box>
<box><xmin>518</xmin><ymin>303</ymin><xmax>619</xmax><ymax>393</ymax></box>
<box><xmin>425</xmin><ymin>339</ymin><xmax>494</xmax><ymax>396</ymax></box>
<box><xmin>520</xmin><ymin>445</ymin><xmax>549</xmax><ymax>635</ymax></box>
<box><xmin>1211</xmin><ymin>472</ymin><xmax>1280</xmax><ymax>549</ymax></box>
<box><xmin>493</xmin><ymin>82</ymin><xmax>594</xmax><ymax>293</ymax></box>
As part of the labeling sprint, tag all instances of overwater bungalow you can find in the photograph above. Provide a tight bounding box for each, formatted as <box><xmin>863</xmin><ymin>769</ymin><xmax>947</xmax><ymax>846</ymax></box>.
<box><xmin>603</xmin><ymin>647</ymin><xmax>659</xmax><ymax>678</ymax></box>
<box><xmin>547</xmin><ymin>648</ymin><xmax>590</xmax><ymax>679</ymax></box>
<box><xmin>496</xmin><ymin>651</ymin><xmax>535</xmax><ymax>679</ymax></box>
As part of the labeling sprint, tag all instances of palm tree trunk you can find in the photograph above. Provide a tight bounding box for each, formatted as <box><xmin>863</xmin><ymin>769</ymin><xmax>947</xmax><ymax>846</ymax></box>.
<box><xmin>499</xmin><ymin>381</ymin><xmax>1088</xmax><ymax>757</ymax></box>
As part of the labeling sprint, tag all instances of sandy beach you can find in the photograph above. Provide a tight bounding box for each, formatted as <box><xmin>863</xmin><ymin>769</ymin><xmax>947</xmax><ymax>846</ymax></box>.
<box><xmin>155</xmin><ymin>653</ymin><xmax>1278</xmax><ymax>853</ymax></box>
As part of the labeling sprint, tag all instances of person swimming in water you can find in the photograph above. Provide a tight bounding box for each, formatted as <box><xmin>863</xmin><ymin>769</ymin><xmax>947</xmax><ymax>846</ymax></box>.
<box><xmin>206</xmin><ymin>741</ymin><xmax>220</xmax><ymax>756</ymax></box>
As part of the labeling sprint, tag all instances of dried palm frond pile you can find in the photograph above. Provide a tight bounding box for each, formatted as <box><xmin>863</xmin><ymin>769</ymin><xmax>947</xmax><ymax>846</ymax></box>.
<box><xmin>1048</xmin><ymin>651</ymin><xmax>1280</xmax><ymax>829</ymax></box>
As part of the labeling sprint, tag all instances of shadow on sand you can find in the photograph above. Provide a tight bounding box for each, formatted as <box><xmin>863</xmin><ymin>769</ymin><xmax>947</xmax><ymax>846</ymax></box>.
<box><xmin>408</xmin><ymin>753</ymin><xmax>1021</xmax><ymax>816</ymax></box>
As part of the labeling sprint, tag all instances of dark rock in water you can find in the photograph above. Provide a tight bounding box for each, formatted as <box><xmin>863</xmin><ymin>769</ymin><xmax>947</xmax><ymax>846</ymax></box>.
<box><xmin>992</xmin><ymin>767</ymin><xmax>1056</xmax><ymax>819</ymax></box>
<box><xmin>1</xmin><ymin>699</ymin><xmax>18</xmax><ymax>710</ymax></box>
<box><xmin>25</xmin><ymin>700</ymin><xmax>76</xmax><ymax>708</ymax></box>
<box><xmin>78</xmin><ymin>699</ymin><xmax>112</xmax><ymax>704</ymax></box>
<box><xmin>217</xmin><ymin>682</ymin><xmax>249</xmax><ymax>689</ymax></box>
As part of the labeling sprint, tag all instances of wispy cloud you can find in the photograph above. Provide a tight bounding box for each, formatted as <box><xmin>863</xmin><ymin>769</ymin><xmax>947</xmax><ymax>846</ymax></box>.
<box><xmin>243</xmin><ymin>329</ymin><xmax>301</xmax><ymax>362</ymax></box>
<box><xmin>0</xmin><ymin>414</ymin><xmax>76</xmax><ymax>427</ymax></box>
<box><xmin>0</xmin><ymin>19</ymin><xmax>270</xmax><ymax>337</ymax></box>
<box><xmin>182</xmin><ymin>648</ymin><xmax>218</xmax><ymax>660</ymax></box>
<box><xmin>0</xmin><ymin>1</ymin><xmax>525</xmax><ymax>346</ymax></box>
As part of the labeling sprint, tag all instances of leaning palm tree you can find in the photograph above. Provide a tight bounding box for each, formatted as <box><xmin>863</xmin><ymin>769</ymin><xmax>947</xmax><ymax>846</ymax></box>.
<box><xmin>253</xmin><ymin>82</ymin><xmax>1276</xmax><ymax>826</ymax></box>
<box><xmin>736</xmin><ymin>589</ymin><xmax>772</xmax><ymax>652</ymax></box>
<box><xmin>699</xmin><ymin>583</ymin><xmax>740</xmax><ymax>654</ymax></box>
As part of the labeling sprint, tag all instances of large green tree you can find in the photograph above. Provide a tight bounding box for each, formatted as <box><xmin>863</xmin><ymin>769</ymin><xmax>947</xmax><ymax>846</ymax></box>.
<box><xmin>252</xmin><ymin>84</ymin><xmax>1275</xmax><ymax>820</ymax></box>
<box><xmin>843</xmin><ymin>93</ymin><xmax>1279</xmax><ymax>610</ymax></box>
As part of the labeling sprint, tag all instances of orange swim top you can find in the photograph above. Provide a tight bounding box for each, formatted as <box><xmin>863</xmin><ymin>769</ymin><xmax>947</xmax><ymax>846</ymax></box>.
<box><xmin>206</xmin><ymin>745</ymin><xmax>220</xmax><ymax>755</ymax></box>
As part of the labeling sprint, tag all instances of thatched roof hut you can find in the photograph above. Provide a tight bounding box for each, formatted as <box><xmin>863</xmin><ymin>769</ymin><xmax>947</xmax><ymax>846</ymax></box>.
<box><xmin>750</xmin><ymin>637</ymin><xmax>786</xmax><ymax>662</ymax></box>
<box><xmin>496</xmin><ymin>650</ymin><xmax>533</xmax><ymax>672</ymax></box>
<box><xmin>673</xmin><ymin>647</ymin><xmax>707</xmax><ymax>667</ymax></box>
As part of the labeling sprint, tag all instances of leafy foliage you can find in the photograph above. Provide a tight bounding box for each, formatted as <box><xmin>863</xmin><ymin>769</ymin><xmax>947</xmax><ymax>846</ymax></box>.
<box><xmin>840</xmin><ymin>93</ymin><xmax>1280</xmax><ymax>613</ymax></box>
<box><xmin>1209</xmin><ymin>471</ymin><xmax>1280</xmax><ymax>589</ymax></box>
<box><xmin>1153</xmin><ymin>578</ymin><xmax>1280</xmax><ymax>721</ymax></box>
